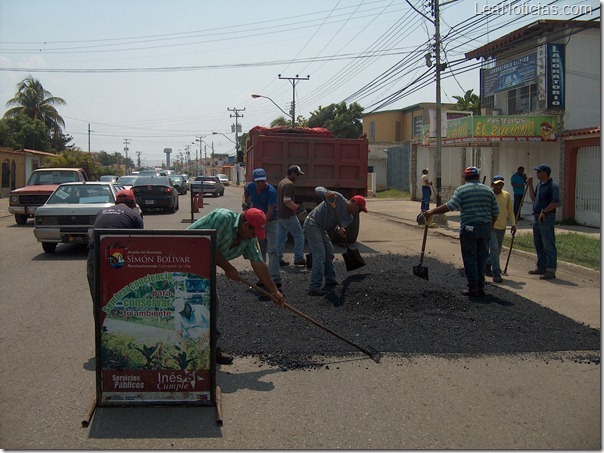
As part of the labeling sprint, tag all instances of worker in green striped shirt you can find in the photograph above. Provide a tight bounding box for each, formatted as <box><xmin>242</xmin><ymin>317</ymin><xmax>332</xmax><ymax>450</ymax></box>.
<box><xmin>188</xmin><ymin>207</ymin><xmax>285</xmax><ymax>364</ymax></box>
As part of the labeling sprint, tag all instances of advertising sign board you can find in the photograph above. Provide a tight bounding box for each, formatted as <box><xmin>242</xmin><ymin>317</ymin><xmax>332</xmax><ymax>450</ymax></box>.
<box><xmin>92</xmin><ymin>229</ymin><xmax>216</xmax><ymax>406</ymax></box>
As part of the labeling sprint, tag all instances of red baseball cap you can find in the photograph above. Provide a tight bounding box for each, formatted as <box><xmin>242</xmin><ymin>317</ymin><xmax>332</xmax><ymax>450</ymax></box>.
<box><xmin>116</xmin><ymin>189</ymin><xmax>135</xmax><ymax>203</ymax></box>
<box><xmin>243</xmin><ymin>208</ymin><xmax>267</xmax><ymax>240</ymax></box>
<box><xmin>351</xmin><ymin>195</ymin><xmax>368</xmax><ymax>212</ymax></box>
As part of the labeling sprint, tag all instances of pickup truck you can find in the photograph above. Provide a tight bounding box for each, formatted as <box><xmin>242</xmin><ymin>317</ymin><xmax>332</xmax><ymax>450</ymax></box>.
<box><xmin>9</xmin><ymin>167</ymin><xmax>89</xmax><ymax>224</ymax></box>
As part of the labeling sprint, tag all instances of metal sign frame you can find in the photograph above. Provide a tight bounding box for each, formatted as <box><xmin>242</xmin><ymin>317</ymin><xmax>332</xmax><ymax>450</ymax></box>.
<box><xmin>92</xmin><ymin>229</ymin><xmax>217</xmax><ymax>409</ymax></box>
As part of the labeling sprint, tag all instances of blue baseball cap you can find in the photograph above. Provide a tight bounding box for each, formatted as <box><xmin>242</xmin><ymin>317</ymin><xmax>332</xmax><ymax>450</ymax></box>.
<box><xmin>492</xmin><ymin>175</ymin><xmax>505</xmax><ymax>184</ymax></box>
<box><xmin>534</xmin><ymin>164</ymin><xmax>551</xmax><ymax>173</ymax></box>
<box><xmin>252</xmin><ymin>168</ymin><xmax>267</xmax><ymax>181</ymax></box>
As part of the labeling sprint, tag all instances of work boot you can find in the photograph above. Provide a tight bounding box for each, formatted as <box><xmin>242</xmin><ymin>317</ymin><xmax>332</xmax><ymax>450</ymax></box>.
<box><xmin>493</xmin><ymin>275</ymin><xmax>503</xmax><ymax>283</ymax></box>
<box><xmin>528</xmin><ymin>268</ymin><xmax>546</xmax><ymax>275</ymax></box>
<box><xmin>279</xmin><ymin>259</ymin><xmax>290</xmax><ymax>267</ymax></box>
<box><xmin>308</xmin><ymin>288</ymin><xmax>330</xmax><ymax>297</ymax></box>
<box><xmin>216</xmin><ymin>347</ymin><xmax>233</xmax><ymax>365</ymax></box>
<box><xmin>539</xmin><ymin>271</ymin><xmax>556</xmax><ymax>280</ymax></box>
<box><xmin>294</xmin><ymin>258</ymin><xmax>307</xmax><ymax>266</ymax></box>
<box><xmin>462</xmin><ymin>288</ymin><xmax>480</xmax><ymax>297</ymax></box>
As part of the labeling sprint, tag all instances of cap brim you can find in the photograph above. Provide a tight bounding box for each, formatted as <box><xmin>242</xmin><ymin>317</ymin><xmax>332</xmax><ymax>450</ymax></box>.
<box><xmin>255</xmin><ymin>229</ymin><xmax>266</xmax><ymax>240</ymax></box>
<box><xmin>492</xmin><ymin>180</ymin><xmax>505</xmax><ymax>184</ymax></box>
<box><xmin>254</xmin><ymin>177</ymin><xmax>267</xmax><ymax>181</ymax></box>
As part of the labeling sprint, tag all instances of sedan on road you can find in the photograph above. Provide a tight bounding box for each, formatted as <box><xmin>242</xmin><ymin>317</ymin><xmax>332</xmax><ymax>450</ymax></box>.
<box><xmin>132</xmin><ymin>175</ymin><xmax>179</xmax><ymax>213</ymax></box>
<box><xmin>116</xmin><ymin>175</ymin><xmax>138</xmax><ymax>190</ymax></box>
<box><xmin>191</xmin><ymin>175</ymin><xmax>225</xmax><ymax>197</ymax></box>
<box><xmin>34</xmin><ymin>182</ymin><xmax>128</xmax><ymax>253</ymax></box>
<box><xmin>170</xmin><ymin>174</ymin><xmax>188</xmax><ymax>195</ymax></box>
<box><xmin>216</xmin><ymin>173</ymin><xmax>230</xmax><ymax>186</ymax></box>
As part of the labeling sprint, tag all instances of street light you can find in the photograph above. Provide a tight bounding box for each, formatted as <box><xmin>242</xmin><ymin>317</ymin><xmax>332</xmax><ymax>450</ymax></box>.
<box><xmin>251</xmin><ymin>94</ymin><xmax>292</xmax><ymax>123</ymax></box>
<box><xmin>212</xmin><ymin>131</ymin><xmax>236</xmax><ymax>144</ymax></box>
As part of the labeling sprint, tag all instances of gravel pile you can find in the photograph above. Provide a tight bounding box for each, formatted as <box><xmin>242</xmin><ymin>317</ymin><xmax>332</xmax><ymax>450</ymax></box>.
<box><xmin>217</xmin><ymin>253</ymin><xmax>600</xmax><ymax>369</ymax></box>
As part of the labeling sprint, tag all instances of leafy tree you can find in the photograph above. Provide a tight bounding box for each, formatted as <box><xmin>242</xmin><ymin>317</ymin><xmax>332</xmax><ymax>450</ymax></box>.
<box><xmin>44</xmin><ymin>148</ymin><xmax>98</xmax><ymax>177</ymax></box>
<box><xmin>238</xmin><ymin>132</ymin><xmax>248</xmax><ymax>163</ymax></box>
<box><xmin>4</xmin><ymin>76</ymin><xmax>66</xmax><ymax>133</ymax></box>
<box><xmin>307</xmin><ymin>102</ymin><xmax>363</xmax><ymax>138</ymax></box>
<box><xmin>270</xmin><ymin>116</ymin><xmax>290</xmax><ymax>127</ymax></box>
<box><xmin>0</xmin><ymin>114</ymin><xmax>52</xmax><ymax>150</ymax></box>
<box><xmin>452</xmin><ymin>89</ymin><xmax>480</xmax><ymax>115</ymax></box>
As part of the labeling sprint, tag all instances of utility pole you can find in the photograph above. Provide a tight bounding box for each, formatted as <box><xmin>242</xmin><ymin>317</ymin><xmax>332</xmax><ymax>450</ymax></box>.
<box><xmin>434</xmin><ymin>0</ymin><xmax>443</xmax><ymax>206</ymax></box>
<box><xmin>211</xmin><ymin>141</ymin><xmax>215</xmax><ymax>174</ymax></box>
<box><xmin>228</xmin><ymin>107</ymin><xmax>245</xmax><ymax>185</ymax></box>
<box><xmin>123</xmin><ymin>139</ymin><xmax>130</xmax><ymax>174</ymax></box>
<box><xmin>88</xmin><ymin>123</ymin><xmax>91</xmax><ymax>153</ymax></box>
<box><xmin>135</xmin><ymin>151</ymin><xmax>142</xmax><ymax>169</ymax></box>
<box><xmin>185</xmin><ymin>145</ymin><xmax>191</xmax><ymax>174</ymax></box>
<box><xmin>278</xmin><ymin>74</ymin><xmax>309</xmax><ymax>127</ymax></box>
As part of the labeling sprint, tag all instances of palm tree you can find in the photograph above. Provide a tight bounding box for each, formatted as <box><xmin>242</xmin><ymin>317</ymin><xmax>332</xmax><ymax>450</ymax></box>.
<box><xmin>452</xmin><ymin>89</ymin><xmax>480</xmax><ymax>115</ymax></box>
<box><xmin>4</xmin><ymin>76</ymin><xmax>66</xmax><ymax>132</ymax></box>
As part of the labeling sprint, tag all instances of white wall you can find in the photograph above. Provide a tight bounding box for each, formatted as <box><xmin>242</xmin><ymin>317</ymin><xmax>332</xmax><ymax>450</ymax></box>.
<box><xmin>564</xmin><ymin>29</ymin><xmax>601</xmax><ymax>129</ymax></box>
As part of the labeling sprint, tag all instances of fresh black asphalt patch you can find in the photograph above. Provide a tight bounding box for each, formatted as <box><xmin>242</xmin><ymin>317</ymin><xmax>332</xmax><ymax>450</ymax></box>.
<box><xmin>218</xmin><ymin>253</ymin><xmax>600</xmax><ymax>369</ymax></box>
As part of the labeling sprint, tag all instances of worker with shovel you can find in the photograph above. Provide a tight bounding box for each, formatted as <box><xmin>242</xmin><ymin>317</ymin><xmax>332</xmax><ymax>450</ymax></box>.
<box><xmin>188</xmin><ymin>207</ymin><xmax>285</xmax><ymax>364</ymax></box>
<box><xmin>485</xmin><ymin>175</ymin><xmax>516</xmax><ymax>283</ymax></box>
<box><xmin>303</xmin><ymin>187</ymin><xmax>368</xmax><ymax>296</ymax></box>
<box><xmin>424</xmin><ymin>167</ymin><xmax>498</xmax><ymax>298</ymax></box>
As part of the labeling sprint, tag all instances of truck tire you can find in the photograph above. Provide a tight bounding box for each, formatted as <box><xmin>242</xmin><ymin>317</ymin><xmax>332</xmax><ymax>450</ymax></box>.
<box><xmin>42</xmin><ymin>242</ymin><xmax>57</xmax><ymax>253</ymax></box>
<box><xmin>15</xmin><ymin>214</ymin><xmax>28</xmax><ymax>225</ymax></box>
<box><xmin>329</xmin><ymin>214</ymin><xmax>360</xmax><ymax>244</ymax></box>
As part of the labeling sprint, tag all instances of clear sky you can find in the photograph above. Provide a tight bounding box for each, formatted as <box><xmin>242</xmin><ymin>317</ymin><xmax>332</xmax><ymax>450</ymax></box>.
<box><xmin>0</xmin><ymin>0</ymin><xmax>599</xmax><ymax>166</ymax></box>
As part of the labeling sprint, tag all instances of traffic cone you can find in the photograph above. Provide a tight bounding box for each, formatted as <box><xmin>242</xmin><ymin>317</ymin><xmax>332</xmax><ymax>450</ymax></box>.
<box><xmin>193</xmin><ymin>194</ymin><xmax>200</xmax><ymax>213</ymax></box>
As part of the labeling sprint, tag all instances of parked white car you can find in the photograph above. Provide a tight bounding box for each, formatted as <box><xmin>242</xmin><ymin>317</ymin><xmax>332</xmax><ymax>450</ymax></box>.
<box><xmin>34</xmin><ymin>182</ymin><xmax>141</xmax><ymax>253</ymax></box>
<box><xmin>216</xmin><ymin>174</ymin><xmax>230</xmax><ymax>186</ymax></box>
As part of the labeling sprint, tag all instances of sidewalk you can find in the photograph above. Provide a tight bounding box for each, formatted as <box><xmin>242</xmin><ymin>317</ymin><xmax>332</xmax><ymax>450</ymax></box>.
<box><xmin>365</xmin><ymin>197</ymin><xmax>601</xmax><ymax>329</ymax></box>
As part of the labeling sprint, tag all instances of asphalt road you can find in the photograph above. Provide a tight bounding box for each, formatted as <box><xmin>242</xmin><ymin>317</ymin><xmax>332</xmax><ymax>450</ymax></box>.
<box><xmin>0</xmin><ymin>186</ymin><xmax>600</xmax><ymax>449</ymax></box>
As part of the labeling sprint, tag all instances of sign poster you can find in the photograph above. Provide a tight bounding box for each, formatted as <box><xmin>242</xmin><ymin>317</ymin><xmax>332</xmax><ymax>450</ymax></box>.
<box><xmin>420</xmin><ymin>115</ymin><xmax>558</xmax><ymax>145</ymax></box>
<box><xmin>445</xmin><ymin>115</ymin><xmax>558</xmax><ymax>144</ymax></box>
<box><xmin>93</xmin><ymin>230</ymin><xmax>216</xmax><ymax>406</ymax></box>
<box><xmin>547</xmin><ymin>43</ymin><xmax>565</xmax><ymax>109</ymax></box>
<box><xmin>481</xmin><ymin>53</ymin><xmax>537</xmax><ymax>98</ymax></box>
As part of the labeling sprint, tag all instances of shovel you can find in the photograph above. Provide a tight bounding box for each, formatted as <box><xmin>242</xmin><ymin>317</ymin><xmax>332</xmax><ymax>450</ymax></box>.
<box><xmin>503</xmin><ymin>184</ymin><xmax>528</xmax><ymax>275</ymax></box>
<box><xmin>342</xmin><ymin>237</ymin><xmax>365</xmax><ymax>271</ymax></box>
<box><xmin>413</xmin><ymin>221</ymin><xmax>430</xmax><ymax>280</ymax></box>
<box><xmin>239</xmin><ymin>277</ymin><xmax>382</xmax><ymax>363</ymax></box>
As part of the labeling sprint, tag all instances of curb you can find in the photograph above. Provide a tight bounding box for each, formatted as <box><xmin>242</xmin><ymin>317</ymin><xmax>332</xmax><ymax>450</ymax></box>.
<box><xmin>369</xmin><ymin>210</ymin><xmax>600</xmax><ymax>278</ymax></box>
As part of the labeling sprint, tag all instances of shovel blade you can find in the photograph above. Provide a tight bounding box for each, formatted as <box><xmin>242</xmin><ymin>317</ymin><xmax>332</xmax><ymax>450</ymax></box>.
<box><xmin>343</xmin><ymin>248</ymin><xmax>365</xmax><ymax>271</ymax></box>
<box><xmin>413</xmin><ymin>264</ymin><xmax>429</xmax><ymax>280</ymax></box>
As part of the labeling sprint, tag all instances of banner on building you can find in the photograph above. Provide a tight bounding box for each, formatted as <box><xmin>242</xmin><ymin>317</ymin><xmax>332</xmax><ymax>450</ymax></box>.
<box><xmin>421</xmin><ymin>115</ymin><xmax>558</xmax><ymax>145</ymax></box>
<box><xmin>547</xmin><ymin>43</ymin><xmax>565</xmax><ymax>109</ymax></box>
<box><xmin>481</xmin><ymin>53</ymin><xmax>537</xmax><ymax>99</ymax></box>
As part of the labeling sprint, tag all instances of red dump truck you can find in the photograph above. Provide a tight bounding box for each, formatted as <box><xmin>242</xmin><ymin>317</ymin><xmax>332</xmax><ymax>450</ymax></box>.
<box><xmin>245</xmin><ymin>126</ymin><xmax>369</xmax><ymax>242</ymax></box>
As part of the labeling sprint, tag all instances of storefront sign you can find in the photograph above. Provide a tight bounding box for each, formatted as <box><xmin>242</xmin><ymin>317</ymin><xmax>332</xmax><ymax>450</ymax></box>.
<box><xmin>93</xmin><ymin>230</ymin><xmax>216</xmax><ymax>406</ymax></box>
<box><xmin>421</xmin><ymin>115</ymin><xmax>558</xmax><ymax>145</ymax></box>
<box><xmin>547</xmin><ymin>43</ymin><xmax>565</xmax><ymax>109</ymax></box>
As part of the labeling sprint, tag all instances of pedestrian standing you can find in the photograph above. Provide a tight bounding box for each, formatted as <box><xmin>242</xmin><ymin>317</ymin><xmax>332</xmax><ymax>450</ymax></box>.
<box><xmin>277</xmin><ymin>165</ymin><xmax>307</xmax><ymax>267</ymax></box>
<box><xmin>187</xmin><ymin>207</ymin><xmax>285</xmax><ymax>364</ymax></box>
<box><xmin>243</xmin><ymin>168</ymin><xmax>281</xmax><ymax>287</ymax></box>
<box><xmin>510</xmin><ymin>166</ymin><xmax>527</xmax><ymax>220</ymax></box>
<box><xmin>87</xmin><ymin>189</ymin><xmax>144</xmax><ymax>300</ymax></box>
<box><xmin>420</xmin><ymin>168</ymin><xmax>433</xmax><ymax>212</ymax></box>
<box><xmin>303</xmin><ymin>187</ymin><xmax>367</xmax><ymax>296</ymax></box>
<box><xmin>424</xmin><ymin>167</ymin><xmax>499</xmax><ymax>297</ymax></box>
<box><xmin>526</xmin><ymin>164</ymin><xmax>560</xmax><ymax>280</ymax></box>
<box><xmin>486</xmin><ymin>175</ymin><xmax>516</xmax><ymax>283</ymax></box>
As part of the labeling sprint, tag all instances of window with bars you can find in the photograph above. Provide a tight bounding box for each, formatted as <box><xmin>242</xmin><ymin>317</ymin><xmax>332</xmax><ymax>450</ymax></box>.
<box><xmin>507</xmin><ymin>84</ymin><xmax>538</xmax><ymax>114</ymax></box>
<box><xmin>412</xmin><ymin>116</ymin><xmax>423</xmax><ymax>138</ymax></box>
